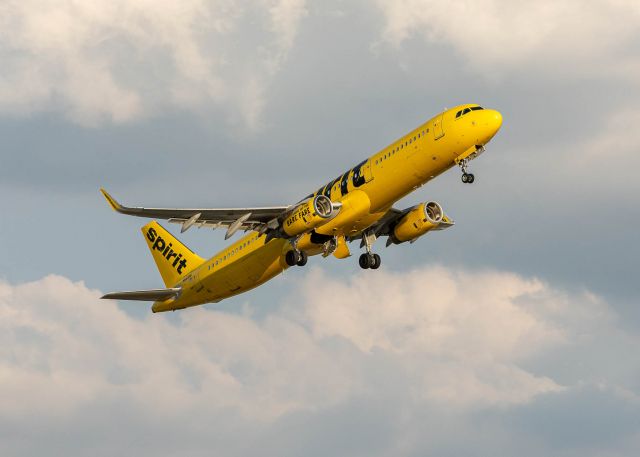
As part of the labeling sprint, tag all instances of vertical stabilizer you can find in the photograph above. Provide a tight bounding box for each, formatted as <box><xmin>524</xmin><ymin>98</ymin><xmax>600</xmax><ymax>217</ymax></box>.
<box><xmin>142</xmin><ymin>221</ymin><xmax>205</xmax><ymax>287</ymax></box>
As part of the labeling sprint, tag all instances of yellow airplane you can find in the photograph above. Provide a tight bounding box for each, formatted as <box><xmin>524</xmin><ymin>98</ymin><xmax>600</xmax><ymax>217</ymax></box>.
<box><xmin>101</xmin><ymin>104</ymin><xmax>502</xmax><ymax>312</ymax></box>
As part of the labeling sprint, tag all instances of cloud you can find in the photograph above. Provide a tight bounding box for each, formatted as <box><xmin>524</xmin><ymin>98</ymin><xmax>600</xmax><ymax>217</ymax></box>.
<box><xmin>1</xmin><ymin>265</ymin><xmax>638</xmax><ymax>455</ymax></box>
<box><xmin>0</xmin><ymin>0</ymin><xmax>307</xmax><ymax>128</ymax></box>
<box><xmin>375</xmin><ymin>0</ymin><xmax>640</xmax><ymax>82</ymax></box>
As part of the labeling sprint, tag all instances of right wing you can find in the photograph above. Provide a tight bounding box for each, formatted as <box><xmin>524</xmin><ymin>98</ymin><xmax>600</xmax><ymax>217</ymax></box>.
<box><xmin>347</xmin><ymin>205</ymin><xmax>455</xmax><ymax>246</ymax></box>
<box><xmin>101</xmin><ymin>188</ymin><xmax>291</xmax><ymax>238</ymax></box>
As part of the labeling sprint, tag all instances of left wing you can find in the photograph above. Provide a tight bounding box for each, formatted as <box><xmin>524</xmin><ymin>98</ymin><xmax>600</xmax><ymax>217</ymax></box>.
<box><xmin>101</xmin><ymin>189</ymin><xmax>290</xmax><ymax>238</ymax></box>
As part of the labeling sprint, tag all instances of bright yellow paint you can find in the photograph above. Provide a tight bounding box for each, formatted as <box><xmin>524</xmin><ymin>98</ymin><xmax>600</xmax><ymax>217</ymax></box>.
<box><xmin>104</xmin><ymin>104</ymin><xmax>502</xmax><ymax>312</ymax></box>
<box><xmin>141</xmin><ymin>221</ymin><xmax>205</xmax><ymax>287</ymax></box>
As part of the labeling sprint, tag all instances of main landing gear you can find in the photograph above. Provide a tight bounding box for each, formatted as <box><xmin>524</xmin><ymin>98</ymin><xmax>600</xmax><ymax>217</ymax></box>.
<box><xmin>359</xmin><ymin>253</ymin><xmax>381</xmax><ymax>269</ymax></box>
<box><xmin>285</xmin><ymin>250</ymin><xmax>308</xmax><ymax>267</ymax></box>
<box><xmin>359</xmin><ymin>231</ymin><xmax>381</xmax><ymax>270</ymax></box>
<box><xmin>459</xmin><ymin>158</ymin><xmax>475</xmax><ymax>184</ymax></box>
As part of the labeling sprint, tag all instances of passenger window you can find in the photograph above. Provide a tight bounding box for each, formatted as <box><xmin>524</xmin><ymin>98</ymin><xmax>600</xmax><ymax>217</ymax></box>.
<box><xmin>456</xmin><ymin>111</ymin><xmax>461</xmax><ymax>118</ymax></box>
<box><xmin>463</xmin><ymin>108</ymin><xmax>471</xmax><ymax>115</ymax></box>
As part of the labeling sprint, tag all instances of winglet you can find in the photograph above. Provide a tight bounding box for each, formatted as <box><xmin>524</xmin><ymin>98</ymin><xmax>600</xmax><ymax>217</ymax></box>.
<box><xmin>100</xmin><ymin>188</ymin><xmax>123</xmax><ymax>212</ymax></box>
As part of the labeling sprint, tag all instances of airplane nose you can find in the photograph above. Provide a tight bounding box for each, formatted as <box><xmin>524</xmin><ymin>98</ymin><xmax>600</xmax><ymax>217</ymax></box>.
<box><xmin>478</xmin><ymin>109</ymin><xmax>503</xmax><ymax>144</ymax></box>
<box><xmin>489</xmin><ymin>109</ymin><xmax>503</xmax><ymax>133</ymax></box>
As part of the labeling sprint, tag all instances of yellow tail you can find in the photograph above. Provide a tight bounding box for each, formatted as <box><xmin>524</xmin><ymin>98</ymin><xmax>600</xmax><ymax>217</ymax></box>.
<box><xmin>142</xmin><ymin>221</ymin><xmax>205</xmax><ymax>287</ymax></box>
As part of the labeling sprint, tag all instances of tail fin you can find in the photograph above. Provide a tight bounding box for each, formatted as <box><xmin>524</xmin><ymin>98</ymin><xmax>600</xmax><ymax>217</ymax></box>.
<box><xmin>142</xmin><ymin>221</ymin><xmax>205</xmax><ymax>287</ymax></box>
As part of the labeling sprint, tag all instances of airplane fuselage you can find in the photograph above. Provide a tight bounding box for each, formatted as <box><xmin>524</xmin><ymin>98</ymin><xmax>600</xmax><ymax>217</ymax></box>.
<box><xmin>152</xmin><ymin>104</ymin><xmax>503</xmax><ymax>312</ymax></box>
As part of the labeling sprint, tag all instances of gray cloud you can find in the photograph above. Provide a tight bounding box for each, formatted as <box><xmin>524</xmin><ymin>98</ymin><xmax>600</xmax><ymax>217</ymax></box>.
<box><xmin>0</xmin><ymin>0</ymin><xmax>638</xmax><ymax>320</ymax></box>
<box><xmin>1</xmin><ymin>267</ymin><xmax>638</xmax><ymax>456</ymax></box>
<box><xmin>0</xmin><ymin>3</ymin><xmax>639</xmax><ymax>453</ymax></box>
<box><xmin>0</xmin><ymin>0</ymin><xmax>307</xmax><ymax>128</ymax></box>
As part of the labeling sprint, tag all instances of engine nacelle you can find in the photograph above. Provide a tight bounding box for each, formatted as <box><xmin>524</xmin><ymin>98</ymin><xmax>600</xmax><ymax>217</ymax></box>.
<box><xmin>283</xmin><ymin>195</ymin><xmax>334</xmax><ymax>237</ymax></box>
<box><xmin>392</xmin><ymin>201</ymin><xmax>444</xmax><ymax>243</ymax></box>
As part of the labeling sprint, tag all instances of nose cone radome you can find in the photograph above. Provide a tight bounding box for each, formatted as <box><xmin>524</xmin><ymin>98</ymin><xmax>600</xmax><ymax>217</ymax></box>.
<box><xmin>479</xmin><ymin>109</ymin><xmax>503</xmax><ymax>144</ymax></box>
<box><xmin>491</xmin><ymin>109</ymin><xmax>503</xmax><ymax>132</ymax></box>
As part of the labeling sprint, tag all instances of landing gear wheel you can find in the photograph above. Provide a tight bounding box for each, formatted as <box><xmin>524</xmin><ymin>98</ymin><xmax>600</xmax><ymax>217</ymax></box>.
<box><xmin>285</xmin><ymin>250</ymin><xmax>301</xmax><ymax>266</ymax></box>
<box><xmin>370</xmin><ymin>254</ymin><xmax>381</xmax><ymax>270</ymax></box>
<box><xmin>461</xmin><ymin>173</ymin><xmax>469</xmax><ymax>183</ymax></box>
<box><xmin>359</xmin><ymin>253</ymin><xmax>371</xmax><ymax>269</ymax></box>
<box><xmin>296</xmin><ymin>251</ymin><xmax>308</xmax><ymax>267</ymax></box>
<box><xmin>467</xmin><ymin>173</ymin><xmax>475</xmax><ymax>183</ymax></box>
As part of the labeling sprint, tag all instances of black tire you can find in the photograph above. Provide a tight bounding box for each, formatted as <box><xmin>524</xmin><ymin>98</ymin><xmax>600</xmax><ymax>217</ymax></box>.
<box><xmin>467</xmin><ymin>173</ymin><xmax>475</xmax><ymax>183</ymax></box>
<box><xmin>461</xmin><ymin>173</ymin><xmax>468</xmax><ymax>183</ymax></box>
<box><xmin>285</xmin><ymin>250</ymin><xmax>298</xmax><ymax>266</ymax></box>
<box><xmin>359</xmin><ymin>253</ymin><xmax>371</xmax><ymax>269</ymax></box>
<box><xmin>370</xmin><ymin>254</ymin><xmax>381</xmax><ymax>269</ymax></box>
<box><xmin>296</xmin><ymin>251</ymin><xmax>308</xmax><ymax>266</ymax></box>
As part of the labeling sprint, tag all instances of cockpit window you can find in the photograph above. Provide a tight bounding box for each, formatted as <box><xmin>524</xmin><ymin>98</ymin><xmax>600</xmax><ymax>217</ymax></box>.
<box><xmin>456</xmin><ymin>106</ymin><xmax>484</xmax><ymax>118</ymax></box>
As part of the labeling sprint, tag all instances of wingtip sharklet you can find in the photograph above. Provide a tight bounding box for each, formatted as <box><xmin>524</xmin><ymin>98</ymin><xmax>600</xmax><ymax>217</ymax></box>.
<box><xmin>100</xmin><ymin>188</ymin><xmax>122</xmax><ymax>212</ymax></box>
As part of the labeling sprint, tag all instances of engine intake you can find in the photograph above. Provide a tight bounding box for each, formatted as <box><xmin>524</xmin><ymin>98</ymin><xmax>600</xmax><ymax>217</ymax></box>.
<box><xmin>283</xmin><ymin>195</ymin><xmax>335</xmax><ymax>237</ymax></box>
<box><xmin>392</xmin><ymin>201</ymin><xmax>444</xmax><ymax>243</ymax></box>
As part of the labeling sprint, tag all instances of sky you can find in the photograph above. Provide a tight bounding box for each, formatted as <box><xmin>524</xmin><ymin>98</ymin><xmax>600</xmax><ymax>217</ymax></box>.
<box><xmin>0</xmin><ymin>0</ymin><xmax>639</xmax><ymax>455</ymax></box>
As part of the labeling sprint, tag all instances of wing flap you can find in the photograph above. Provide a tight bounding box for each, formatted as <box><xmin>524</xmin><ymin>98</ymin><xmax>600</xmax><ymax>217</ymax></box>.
<box><xmin>101</xmin><ymin>288</ymin><xmax>181</xmax><ymax>302</ymax></box>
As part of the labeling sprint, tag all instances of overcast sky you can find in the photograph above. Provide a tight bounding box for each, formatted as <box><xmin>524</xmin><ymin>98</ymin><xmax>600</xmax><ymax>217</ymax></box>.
<box><xmin>1</xmin><ymin>1</ymin><xmax>639</xmax><ymax>455</ymax></box>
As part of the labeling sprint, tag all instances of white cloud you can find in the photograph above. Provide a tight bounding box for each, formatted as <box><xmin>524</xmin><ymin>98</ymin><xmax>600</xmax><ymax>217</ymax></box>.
<box><xmin>375</xmin><ymin>0</ymin><xmax>640</xmax><ymax>81</ymax></box>
<box><xmin>0</xmin><ymin>0</ymin><xmax>307</xmax><ymax>128</ymax></box>
<box><xmin>1</xmin><ymin>265</ymin><xmax>637</xmax><ymax>454</ymax></box>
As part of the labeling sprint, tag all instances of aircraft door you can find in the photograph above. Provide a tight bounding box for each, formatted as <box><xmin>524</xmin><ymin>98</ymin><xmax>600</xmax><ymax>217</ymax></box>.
<box><xmin>433</xmin><ymin>113</ymin><xmax>445</xmax><ymax>140</ymax></box>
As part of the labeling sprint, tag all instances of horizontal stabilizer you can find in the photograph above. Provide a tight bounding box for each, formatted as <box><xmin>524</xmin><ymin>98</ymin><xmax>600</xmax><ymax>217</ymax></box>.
<box><xmin>101</xmin><ymin>288</ymin><xmax>181</xmax><ymax>302</ymax></box>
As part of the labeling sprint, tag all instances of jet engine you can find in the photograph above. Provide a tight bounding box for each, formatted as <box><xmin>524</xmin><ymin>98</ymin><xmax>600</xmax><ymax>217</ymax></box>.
<box><xmin>282</xmin><ymin>195</ymin><xmax>335</xmax><ymax>237</ymax></box>
<box><xmin>391</xmin><ymin>201</ymin><xmax>444</xmax><ymax>243</ymax></box>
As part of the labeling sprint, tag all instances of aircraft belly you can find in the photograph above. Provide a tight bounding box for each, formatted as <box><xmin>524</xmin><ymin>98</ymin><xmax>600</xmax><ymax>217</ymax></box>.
<box><xmin>205</xmin><ymin>239</ymin><xmax>288</xmax><ymax>301</ymax></box>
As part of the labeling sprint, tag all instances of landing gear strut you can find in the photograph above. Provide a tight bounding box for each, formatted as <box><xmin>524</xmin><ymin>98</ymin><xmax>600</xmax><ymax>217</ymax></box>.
<box><xmin>359</xmin><ymin>231</ymin><xmax>381</xmax><ymax>269</ymax></box>
<box><xmin>459</xmin><ymin>159</ymin><xmax>475</xmax><ymax>184</ymax></box>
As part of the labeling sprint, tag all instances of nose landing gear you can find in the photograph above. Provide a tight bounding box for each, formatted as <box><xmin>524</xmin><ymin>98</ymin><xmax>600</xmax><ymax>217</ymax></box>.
<box><xmin>461</xmin><ymin>172</ymin><xmax>475</xmax><ymax>183</ymax></box>
<box><xmin>459</xmin><ymin>158</ymin><xmax>475</xmax><ymax>184</ymax></box>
